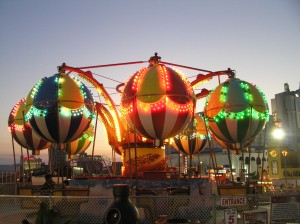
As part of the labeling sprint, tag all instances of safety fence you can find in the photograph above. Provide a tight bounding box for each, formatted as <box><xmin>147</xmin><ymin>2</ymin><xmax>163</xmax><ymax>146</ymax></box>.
<box><xmin>0</xmin><ymin>192</ymin><xmax>287</xmax><ymax>224</ymax></box>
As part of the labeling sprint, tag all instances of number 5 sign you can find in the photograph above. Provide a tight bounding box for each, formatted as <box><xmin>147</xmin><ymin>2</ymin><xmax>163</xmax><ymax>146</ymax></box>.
<box><xmin>224</xmin><ymin>208</ymin><xmax>237</xmax><ymax>224</ymax></box>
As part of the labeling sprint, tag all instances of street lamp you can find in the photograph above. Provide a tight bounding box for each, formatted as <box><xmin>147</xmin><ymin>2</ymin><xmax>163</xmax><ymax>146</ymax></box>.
<box><xmin>272</xmin><ymin>127</ymin><xmax>284</xmax><ymax>140</ymax></box>
<box><xmin>281</xmin><ymin>149</ymin><xmax>288</xmax><ymax>185</ymax></box>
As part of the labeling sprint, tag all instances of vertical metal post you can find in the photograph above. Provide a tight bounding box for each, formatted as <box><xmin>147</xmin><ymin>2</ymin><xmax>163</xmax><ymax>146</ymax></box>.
<box><xmin>261</xmin><ymin>124</ymin><xmax>267</xmax><ymax>184</ymax></box>
<box><xmin>26</xmin><ymin>148</ymin><xmax>33</xmax><ymax>187</ymax></box>
<box><xmin>89</xmin><ymin>109</ymin><xmax>98</xmax><ymax>188</ymax></box>
<box><xmin>11</xmin><ymin>135</ymin><xmax>17</xmax><ymax>183</ymax></box>
<box><xmin>133</xmin><ymin>96</ymin><xmax>138</xmax><ymax>192</ymax></box>
<box><xmin>127</xmin><ymin>126</ymin><xmax>132</xmax><ymax>187</ymax></box>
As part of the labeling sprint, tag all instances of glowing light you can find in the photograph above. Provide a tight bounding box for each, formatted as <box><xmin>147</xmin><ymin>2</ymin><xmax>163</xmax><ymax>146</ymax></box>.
<box><xmin>281</xmin><ymin>149</ymin><xmax>288</xmax><ymax>157</ymax></box>
<box><xmin>273</xmin><ymin>128</ymin><xmax>284</xmax><ymax>140</ymax></box>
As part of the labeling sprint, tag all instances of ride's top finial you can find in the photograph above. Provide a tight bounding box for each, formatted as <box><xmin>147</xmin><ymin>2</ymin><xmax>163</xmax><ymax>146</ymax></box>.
<box><xmin>227</xmin><ymin>68</ymin><xmax>236</xmax><ymax>78</ymax></box>
<box><xmin>148</xmin><ymin>52</ymin><xmax>161</xmax><ymax>66</ymax></box>
<box><xmin>57</xmin><ymin>63</ymin><xmax>66</xmax><ymax>73</ymax></box>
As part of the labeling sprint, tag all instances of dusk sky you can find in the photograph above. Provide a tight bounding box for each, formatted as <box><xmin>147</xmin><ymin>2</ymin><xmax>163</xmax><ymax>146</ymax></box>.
<box><xmin>0</xmin><ymin>1</ymin><xmax>299</xmax><ymax>165</ymax></box>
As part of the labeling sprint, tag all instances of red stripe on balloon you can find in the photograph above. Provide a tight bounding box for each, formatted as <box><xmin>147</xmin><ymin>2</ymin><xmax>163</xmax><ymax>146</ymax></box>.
<box><xmin>151</xmin><ymin>106</ymin><xmax>166</xmax><ymax>140</ymax></box>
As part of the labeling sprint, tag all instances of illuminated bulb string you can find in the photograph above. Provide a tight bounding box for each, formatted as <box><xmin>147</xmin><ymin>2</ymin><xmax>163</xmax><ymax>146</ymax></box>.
<box><xmin>131</xmin><ymin>68</ymin><xmax>146</xmax><ymax>92</ymax></box>
<box><xmin>240</xmin><ymin>82</ymin><xmax>253</xmax><ymax>102</ymax></box>
<box><xmin>9</xmin><ymin>124</ymin><xmax>25</xmax><ymax>132</ymax></box>
<box><xmin>220</xmin><ymin>86</ymin><xmax>228</xmax><ymax>102</ymax></box>
<box><xmin>30</xmin><ymin>80</ymin><xmax>43</xmax><ymax>99</ymax></box>
<box><xmin>174</xmin><ymin>68</ymin><xmax>194</xmax><ymax>95</ymax></box>
<box><xmin>71</xmin><ymin>76</ymin><xmax>90</xmax><ymax>99</ymax></box>
<box><xmin>212</xmin><ymin>108</ymin><xmax>269</xmax><ymax>123</ymax></box>
<box><xmin>122</xmin><ymin>96</ymin><xmax>193</xmax><ymax>114</ymax></box>
<box><xmin>157</xmin><ymin>65</ymin><xmax>168</xmax><ymax>90</ymax></box>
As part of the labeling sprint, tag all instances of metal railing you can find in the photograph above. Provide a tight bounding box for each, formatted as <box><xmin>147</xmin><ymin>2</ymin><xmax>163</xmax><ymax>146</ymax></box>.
<box><xmin>0</xmin><ymin>192</ymin><xmax>285</xmax><ymax>224</ymax></box>
<box><xmin>0</xmin><ymin>171</ymin><xmax>17</xmax><ymax>184</ymax></box>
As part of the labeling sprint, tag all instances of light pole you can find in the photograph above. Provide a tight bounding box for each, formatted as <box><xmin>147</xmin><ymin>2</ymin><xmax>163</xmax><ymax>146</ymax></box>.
<box><xmin>281</xmin><ymin>149</ymin><xmax>288</xmax><ymax>186</ymax></box>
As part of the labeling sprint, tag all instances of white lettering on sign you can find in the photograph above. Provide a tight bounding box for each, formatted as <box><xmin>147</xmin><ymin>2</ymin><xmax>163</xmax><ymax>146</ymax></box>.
<box><xmin>221</xmin><ymin>197</ymin><xmax>247</xmax><ymax>206</ymax></box>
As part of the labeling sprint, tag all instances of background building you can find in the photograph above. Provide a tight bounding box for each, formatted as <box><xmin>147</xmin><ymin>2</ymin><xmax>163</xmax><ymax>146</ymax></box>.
<box><xmin>271</xmin><ymin>83</ymin><xmax>300</xmax><ymax>152</ymax></box>
<box><xmin>20</xmin><ymin>155</ymin><xmax>42</xmax><ymax>171</ymax></box>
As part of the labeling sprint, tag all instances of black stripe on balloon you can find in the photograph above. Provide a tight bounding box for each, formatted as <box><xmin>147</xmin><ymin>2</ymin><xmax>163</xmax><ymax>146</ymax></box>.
<box><xmin>198</xmin><ymin>139</ymin><xmax>208</xmax><ymax>153</ymax></box>
<box><xmin>29</xmin><ymin>118</ymin><xmax>50</xmax><ymax>143</ymax></box>
<box><xmin>174</xmin><ymin>138</ymin><xmax>184</xmax><ymax>154</ymax></box>
<box><xmin>188</xmin><ymin>137</ymin><xmax>196</xmax><ymax>155</ymax></box>
<box><xmin>45</xmin><ymin>108</ymin><xmax>59</xmax><ymax>142</ymax></box>
<box><xmin>215</xmin><ymin>118</ymin><xmax>234</xmax><ymax>143</ymax></box>
<box><xmin>66</xmin><ymin>115</ymin><xmax>83</xmax><ymax>143</ymax></box>
<box><xmin>237</xmin><ymin>116</ymin><xmax>250</xmax><ymax>142</ymax></box>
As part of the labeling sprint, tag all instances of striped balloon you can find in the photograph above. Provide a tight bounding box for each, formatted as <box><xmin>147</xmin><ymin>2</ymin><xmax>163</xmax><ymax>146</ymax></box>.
<box><xmin>8</xmin><ymin>98</ymin><xmax>51</xmax><ymax>155</ymax></box>
<box><xmin>63</xmin><ymin>124</ymin><xmax>94</xmax><ymax>159</ymax></box>
<box><xmin>120</xmin><ymin>63</ymin><xmax>195</xmax><ymax>147</ymax></box>
<box><xmin>25</xmin><ymin>73</ymin><xmax>95</xmax><ymax>144</ymax></box>
<box><xmin>172</xmin><ymin>113</ymin><xmax>208</xmax><ymax>155</ymax></box>
<box><xmin>118</xmin><ymin>116</ymin><xmax>154</xmax><ymax>153</ymax></box>
<box><xmin>204</xmin><ymin>77</ymin><xmax>269</xmax><ymax>147</ymax></box>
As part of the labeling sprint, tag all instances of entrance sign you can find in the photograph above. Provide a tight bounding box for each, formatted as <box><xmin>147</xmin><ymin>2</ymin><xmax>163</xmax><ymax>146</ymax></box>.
<box><xmin>224</xmin><ymin>208</ymin><xmax>237</xmax><ymax>224</ymax></box>
<box><xmin>221</xmin><ymin>196</ymin><xmax>247</xmax><ymax>207</ymax></box>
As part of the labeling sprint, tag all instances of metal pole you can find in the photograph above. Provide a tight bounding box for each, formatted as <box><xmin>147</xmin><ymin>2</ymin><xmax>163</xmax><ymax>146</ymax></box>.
<box><xmin>133</xmin><ymin>96</ymin><xmax>138</xmax><ymax>192</ymax></box>
<box><xmin>227</xmin><ymin>150</ymin><xmax>234</xmax><ymax>182</ymax></box>
<box><xmin>261</xmin><ymin>125</ymin><xmax>267</xmax><ymax>184</ymax></box>
<box><xmin>127</xmin><ymin>126</ymin><xmax>132</xmax><ymax>187</ymax></box>
<box><xmin>89</xmin><ymin>110</ymin><xmax>98</xmax><ymax>188</ymax></box>
<box><xmin>178</xmin><ymin>151</ymin><xmax>181</xmax><ymax>185</ymax></box>
<box><xmin>11</xmin><ymin>135</ymin><xmax>17</xmax><ymax>183</ymax></box>
<box><xmin>26</xmin><ymin>148</ymin><xmax>32</xmax><ymax>187</ymax></box>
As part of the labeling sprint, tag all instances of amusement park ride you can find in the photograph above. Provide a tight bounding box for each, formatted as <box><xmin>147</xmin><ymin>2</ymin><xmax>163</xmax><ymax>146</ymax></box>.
<box><xmin>8</xmin><ymin>53</ymin><xmax>269</xmax><ymax>195</ymax></box>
